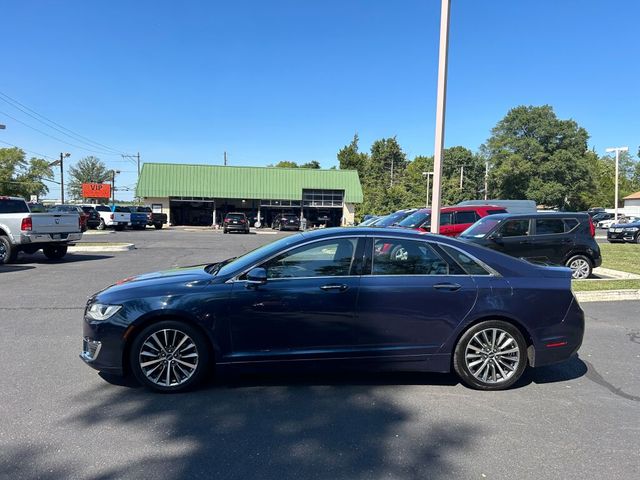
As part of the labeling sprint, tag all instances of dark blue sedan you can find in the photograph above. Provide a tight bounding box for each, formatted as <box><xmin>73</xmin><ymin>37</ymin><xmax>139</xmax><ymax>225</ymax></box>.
<box><xmin>81</xmin><ymin>227</ymin><xmax>584</xmax><ymax>392</ymax></box>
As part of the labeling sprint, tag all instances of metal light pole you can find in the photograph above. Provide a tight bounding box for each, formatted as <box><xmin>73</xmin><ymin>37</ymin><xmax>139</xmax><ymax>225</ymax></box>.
<box><xmin>605</xmin><ymin>146</ymin><xmax>628</xmax><ymax>220</ymax></box>
<box><xmin>59</xmin><ymin>153</ymin><xmax>70</xmax><ymax>204</ymax></box>
<box><xmin>422</xmin><ymin>171</ymin><xmax>434</xmax><ymax>207</ymax></box>
<box><xmin>111</xmin><ymin>169</ymin><xmax>121</xmax><ymax>206</ymax></box>
<box><xmin>430</xmin><ymin>0</ymin><xmax>451</xmax><ymax>234</ymax></box>
<box><xmin>484</xmin><ymin>160</ymin><xmax>489</xmax><ymax>200</ymax></box>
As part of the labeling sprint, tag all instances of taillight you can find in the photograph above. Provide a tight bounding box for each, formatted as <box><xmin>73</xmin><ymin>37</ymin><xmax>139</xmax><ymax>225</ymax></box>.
<box><xmin>147</xmin><ymin>213</ymin><xmax>152</xmax><ymax>220</ymax></box>
<box><xmin>239</xmin><ymin>219</ymin><xmax>246</xmax><ymax>224</ymax></box>
<box><xmin>588</xmin><ymin>217</ymin><xmax>595</xmax><ymax>237</ymax></box>
<box><xmin>110</xmin><ymin>213</ymin><xmax>114</xmax><ymax>220</ymax></box>
<box><xmin>21</xmin><ymin>217</ymin><xmax>33</xmax><ymax>231</ymax></box>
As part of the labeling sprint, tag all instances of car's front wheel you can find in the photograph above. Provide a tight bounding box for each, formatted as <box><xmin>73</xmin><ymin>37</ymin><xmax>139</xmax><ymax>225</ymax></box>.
<box><xmin>130</xmin><ymin>320</ymin><xmax>210</xmax><ymax>392</ymax></box>
<box><xmin>97</xmin><ymin>219</ymin><xmax>106</xmax><ymax>230</ymax></box>
<box><xmin>566</xmin><ymin>254</ymin><xmax>592</xmax><ymax>279</ymax></box>
<box><xmin>453</xmin><ymin>320</ymin><xmax>527</xmax><ymax>390</ymax></box>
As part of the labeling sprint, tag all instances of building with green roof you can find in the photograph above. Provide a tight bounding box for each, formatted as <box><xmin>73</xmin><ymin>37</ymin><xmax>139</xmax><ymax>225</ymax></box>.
<box><xmin>136</xmin><ymin>163</ymin><xmax>363</xmax><ymax>227</ymax></box>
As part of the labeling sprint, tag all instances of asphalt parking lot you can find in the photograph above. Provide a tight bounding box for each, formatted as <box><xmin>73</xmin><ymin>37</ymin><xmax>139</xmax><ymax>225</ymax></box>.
<box><xmin>0</xmin><ymin>228</ymin><xmax>638</xmax><ymax>480</ymax></box>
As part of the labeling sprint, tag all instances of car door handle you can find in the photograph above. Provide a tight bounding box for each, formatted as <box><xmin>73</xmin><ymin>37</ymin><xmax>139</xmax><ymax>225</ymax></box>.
<box><xmin>320</xmin><ymin>284</ymin><xmax>349</xmax><ymax>292</ymax></box>
<box><xmin>433</xmin><ymin>283</ymin><xmax>462</xmax><ymax>291</ymax></box>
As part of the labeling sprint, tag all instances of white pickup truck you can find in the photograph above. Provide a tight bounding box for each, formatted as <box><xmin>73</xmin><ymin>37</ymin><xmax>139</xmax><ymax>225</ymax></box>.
<box><xmin>94</xmin><ymin>205</ymin><xmax>130</xmax><ymax>231</ymax></box>
<box><xmin>0</xmin><ymin>196</ymin><xmax>82</xmax><ymax>264</ymax></box>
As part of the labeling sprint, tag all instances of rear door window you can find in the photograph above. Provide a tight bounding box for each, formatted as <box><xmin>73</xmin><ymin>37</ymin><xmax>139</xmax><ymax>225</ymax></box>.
<box><xmin>455</xmin><ymin>211</ymin><xmax>478</xmax><ymax>224</ymax></box>
<box><xmin>535</xmin><ymin>218</ymin><xmax>565</xmax><ymax>235</ymax></box>
<box><xmin>440</xmin><ymin>212</ymin><xmax>453</xmax><ymax>225</ymax></box>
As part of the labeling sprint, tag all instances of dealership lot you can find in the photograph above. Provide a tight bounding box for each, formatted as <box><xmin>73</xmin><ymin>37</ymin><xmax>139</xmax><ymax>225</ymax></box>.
<box><xmin>0</xmin><ymin>228</ymin><xmax>638</xmax><ymax>480</ymax></box>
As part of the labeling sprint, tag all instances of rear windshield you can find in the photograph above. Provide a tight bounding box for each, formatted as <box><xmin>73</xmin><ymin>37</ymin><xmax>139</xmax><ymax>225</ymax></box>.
<box><xmin>376</xmin><ymin>211</ymin><xmax>412</xmax><ymax>227</ymax></box>
<box><xmin>226</xmin><ymin>213</ymin><xmax>246</xmax><ymax>219</ymax></box>
<box><xmin>114</xmin><ymin>206</ymin><xmax>129</xmax><ymax>213</ymax></box>
<box><xmin>95</xmin><ymin>205</ymin><xmax>110</xmax><ymax>212</ymax></box>
<box><xmin>460</xmin><ymin>217</ymin><xmax>503</xmax><ymax>238</ymax></box>
<box><xmin>81</xmin><ymin>206</ymin><xmax>96</xmax><ymax>213</ymax></box>
<box><xmin>137</xmin><ymin>206</ymin><xmax>152</xmax><ymax>213</ymax></box>
<box><xmin>487</xmin><ymin>209</ymin><xmax>507</xmax><ymax>215</ymax></box>
<box><xmin>0</xmin><ymin>199</ymin><xmax>29</xmax><ymax>214</ymax></box>
<box><xmin>281</xmin><ymin>214</ymin><xmax>299</xmax><ymax>219</ymax></box>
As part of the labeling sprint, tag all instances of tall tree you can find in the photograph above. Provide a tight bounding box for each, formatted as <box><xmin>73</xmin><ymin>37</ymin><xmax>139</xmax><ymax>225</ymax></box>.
<box><xmin>269</xmin><ymin>161</ymin><xmax>299</xmax><ymax>168</ymax></box>
<box><xmin>0</xmin><ymin>147</ymin><xmax>52</xmax><ymax>198</ymax></box>
<box><xmin>484</xmin><ymin>105</ymin><xmax>595</xmax><ymax>209</ymax></box>
<box><xmin>337</xmin><ymin>134</ymin><xmax>368</xmax><ymax>173</ymax></box>
<box><xmin>68</xmin><ymin>156</ymin><xmax>111</xmax><ymax>199</ymax></box>
<box><xmin>300</xmin><ymin>160</ymin><xmax>321</xmax><ymax>169</ymax></box>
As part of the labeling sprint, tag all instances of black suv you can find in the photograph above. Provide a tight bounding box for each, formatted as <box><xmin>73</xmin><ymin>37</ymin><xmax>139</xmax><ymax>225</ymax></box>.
<box><xmin>223</xmin><ymin>212</ymin><xmax>249</xmax><ymax>234</ymax></box>
<box><xmin>459</xmin><ymin>212</ymin><xmax>601</xmax><ymax>279</ymax></box>
<box><xmin>272</xmin><ymin>213</ymin><xmax>301</xmax><ymax>231</ymax></box>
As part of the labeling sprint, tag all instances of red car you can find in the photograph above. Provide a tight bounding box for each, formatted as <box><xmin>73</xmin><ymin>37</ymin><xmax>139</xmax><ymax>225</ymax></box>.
<box><xmin>396</xmin><ymin>205</ymin><xmax>507</xmax><ymax>237</ymax></box>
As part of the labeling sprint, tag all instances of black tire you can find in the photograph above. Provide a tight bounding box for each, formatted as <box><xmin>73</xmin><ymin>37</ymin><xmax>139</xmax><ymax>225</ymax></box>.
<box><xmin>565</xmin><ymin>254</ymin><xmax>592</xmax><ymax>279</ymax></box>
<box><xmin>97</xmin><ymin>219</ymin><xmax>106</xmax><ymax>230</ymax></box>
<box><xmin>43</xmin><ymin>244</ymin><xmax>68</xmax><ymax>260</ymax></box>
<box><xmin>154</xmin><ymin>224</ymin><xmax>163</xmax><ymax>230</ymax></box>
<box><xmin>635</xmin><ymin>233</ymin><xmax>640</xmax><ymax>244</ymax></box>
<box><xmin>223</xmin><ymin>229</ymin><xmax>228</xmax><ymax>234</ymax></box>
<box><xmin>115</xmin><ymin>225</ymin><xmax>125</xmax><ymax>231</ymax></box>
<box><xmin>130</xmin><ymin>320</ymin><xmax>210</xmax><ymax>393</ymax></box>
<box><xmin>0</xmin><ymin>236</ymin><xmax>18</xmax><ymax>264</ymax></box>
<box><xmin>453</xmin><ymin>320</ymin><xmax>527</xmax><ymax>391</ymax></box>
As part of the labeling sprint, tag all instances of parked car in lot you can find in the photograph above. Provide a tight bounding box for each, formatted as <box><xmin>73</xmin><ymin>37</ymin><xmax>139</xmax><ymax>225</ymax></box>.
<box><xmin>271</xmin><ymin>213</ymin><xmax>301</xmax><ymax>231</ymax></box>
<box><xmin>370</xmin><ymin>209</ymin><xmax>417</xmax><ymax>227</ymax></box>
<box><xmin>80</xmin><ymin>206</ymin><xmax>101</xmax><ymax>229</ymax></box>
<box><xmin>48</xmin><ymin>204</ymin><xmax>89</xmax><ymax>232</ymax></box>
<box><xmin>397</xmin><ymin>205</ymin><xmax>507</xmax><ymax>237</ymax></box>
<box><xmin>591</xmin><ymin>212</ymin><xmax>613</xmax><ymax>223</ymax></box>
<box><xmin>598</xmin><ymin>216</ymin><xmax>640</xmax><ymax>229</ymax></box>
<box><xmin>81</xmin><ymin>227</ymin><xmax>584</xmax><ymax>393</ymax></box>
<box><xmin>607</xmin><ymin>220</ymin><xmax>640</xmax><ymax>243</ymax></box>
<box><xmin>358</xmin><ymin>216</ymin><xmax>380</xmax><ymax>226</ymax></box>
<box><xmin>123</xmin><ymin>206</ymin><xmax>148</xmax><ymax>230</ymax></box>
<box><xmin>459</xmin><ymin>212</ymin><xmax>601</xmax><ymax>279</ymax></box>
<box><xmin>131</xmin><ymin>206</ymin><xmax>167</xmax><ymax>230</ymax></box>
<box><xmin>223</xmin><ymin>212</ymin><xmax>249</xmax><ymax>234</ymax></box>
<box><xmin>0</xmin><ymin>196</ymin><xmax>82</xmax><ymax>264</ymax></box>
<box><xmin>94</xmin><ymin>205</ymin><xmax>129</xmax><ymax>231</ymax></box>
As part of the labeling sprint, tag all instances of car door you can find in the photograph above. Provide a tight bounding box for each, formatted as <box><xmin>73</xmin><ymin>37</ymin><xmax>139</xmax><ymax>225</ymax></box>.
<box><xmin>528</xmin><ymin>217</ymin><xmax>575</xmax><ymax>264</ymax></box>
<box><xmin>487</xmin><ymin>218</ymin><xmax>533</xmax><ymax>259</ymax></box>
<box><xmin>355</xmin><ymin>236</ymin><xmax>478</xmax><ymax>357</ymax></box>
<box><xmin>226</xmin><ymin>237</ymin><xmax>363</xmax><ymax>361</ymax></box>
<box><xmin>430</xmin><ymin>212</ymin><xmax>455</xmax><ymax>236</ymax></box>
<box><xmin>452</xmin><ymin>210</ymin><xmax>479</xmax><ymax>237</ymax></box>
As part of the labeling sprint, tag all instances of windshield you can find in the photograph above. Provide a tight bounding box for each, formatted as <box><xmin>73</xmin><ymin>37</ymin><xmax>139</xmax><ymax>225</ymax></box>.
<box><xmin>214</xmin><ymin>233</ymin><xmax>302</xmax><ymax>276</ymax></box>
<box><xmin>460</xmin><ymin>217</ymin><xmax>503</xmax><ymax>238</ymax></box>
<box><xmin>398</xmin><ymin>210</ymin><xmax>430</xmax><ymax>228</ymax></box>
<box><xmin>375</xmin><ymin>211</ymin><xmax>411</xmax><ymax>227</ymax></box>
<box><xmin>226</xmin><ymin>213</ymin><xmax>245</xmax><ymax>220</ymax></box>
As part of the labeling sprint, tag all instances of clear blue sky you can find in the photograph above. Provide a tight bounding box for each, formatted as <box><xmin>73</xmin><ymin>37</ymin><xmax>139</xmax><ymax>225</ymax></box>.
<box><xmin>1</xmin><ymin>0</ymin><xmax>638</xmax><ymax>200</ymax></box>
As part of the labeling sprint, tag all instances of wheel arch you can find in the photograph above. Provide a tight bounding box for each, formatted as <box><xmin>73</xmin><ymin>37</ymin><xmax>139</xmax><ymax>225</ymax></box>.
<box><xmin>121</xmin><ymin>311</ymin><xmax>219</xmax><ymax>376</ymax></box>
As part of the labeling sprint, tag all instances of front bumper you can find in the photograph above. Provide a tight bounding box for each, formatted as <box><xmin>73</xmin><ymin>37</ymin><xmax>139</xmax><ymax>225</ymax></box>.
<box><xmin>608</xmin><ymin>230</ymin><xmax>637</xmax><ymax>242</ymax></box>
<box><xmin>80</xmin><ymin>316</ymin><xmax>127</xmax><ymax>375</ymax></box>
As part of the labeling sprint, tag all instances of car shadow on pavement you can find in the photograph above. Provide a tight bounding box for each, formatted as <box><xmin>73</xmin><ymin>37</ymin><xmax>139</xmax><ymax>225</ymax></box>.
<box><xmin>11</xmin><ymin>253</ymin><xmax>113</xmax><ymax>264</ymax></box>
<box><xmin>513</xmin><ymin>354</ymin><xmax>587</xmax><ymax>388</ymax></box>
<box><xmin>45</xmin><ymin>378</ymin><xmax>480</xmax><ymax>480</ymax></box>
<box><xmin>0</xmin><ymin>264</ymin><xmax>36</xmax><ymax>273</ymax></box>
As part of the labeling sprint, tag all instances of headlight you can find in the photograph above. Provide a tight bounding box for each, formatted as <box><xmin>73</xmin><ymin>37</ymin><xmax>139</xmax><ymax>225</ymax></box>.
<box><xmin>86</xmin><ymin>303</ymin><xmax>122</xmax><ymax>321</ymax></box>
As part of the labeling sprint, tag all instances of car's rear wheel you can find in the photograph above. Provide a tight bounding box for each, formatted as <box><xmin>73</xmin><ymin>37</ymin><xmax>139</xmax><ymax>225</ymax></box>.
<box><xmin>566</xmin><ymin>255</ymin><xmax>592</xmax><ymax>279</ymax></box>
<box><xmin>154</xmin><ymin>224</ymin><xmax>163</xmax><ymax>230</ymax></box>
<box><xmin>43</xmin><ymin>244</ymin><xmax>68</xmax><ymax>260</ymax></box>
<box><xmin>453</xmin><ymin>320</ymin><xmax>527</xmax><ymax>390</ymax></box>
<box><xmin>130</xmin><ymin>320</ymin><xmax>210</xmax><ymax>392</ymax></box>
<box><xmin>0</xmin><ymin>236</ymin><xmax>18</xmax><ymax>264</ymax></box>
<box><xmin>97</xmin><ymin>219</ymin><xmax>106</xmax><ymax>230</ymax></box>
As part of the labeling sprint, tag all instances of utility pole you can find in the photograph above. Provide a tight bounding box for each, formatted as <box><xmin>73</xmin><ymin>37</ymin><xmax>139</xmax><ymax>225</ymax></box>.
<box><xmin>430</xmin><ymin>0</ymin><xmax>451</xmax><ymax>234</ymax></box>
<box><xmin>111</xmin><ymin>169</ymin><xmax>121</xmax><ymax>206</ymax></box>
<box><xmin>459</xmin><ymin>164</ymin><xmax>464</xmax><ymax>189</ymax></box>
<box><xmin>224</xmin><ymin>151</ymin><xmax>227</xmax><ymax>166</ymax></box>
<box><xmin>59</xmin><ymin>153</ymin><xmax>70</xmax><ymax>204</ymax></box>
<box><xmin>484</xmin><ymin>160</ymin><xmax>489</xmax><ymax>200</ymax></box>
<box><xmin>390</xmin><ymin>157</ymin><xmax>394</xmax><ymax>187</ymax></box>
<box><xmin>606</xmin><ymin>146</ymin><xmax>629</xmax><ymax>220</ymax></box>
<box><xmin>137</xmin><ymin>152</ymin><xmax>140</xmax><ymax>177</ymax></box>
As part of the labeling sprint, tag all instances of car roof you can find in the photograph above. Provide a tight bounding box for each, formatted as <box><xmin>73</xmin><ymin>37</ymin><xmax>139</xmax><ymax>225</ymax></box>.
<box><xmin>479</xmin><ymin>212</ymin><xmax>589</xmax><ymax>220</ymax></box>
<box><xmin>410</xmin><ymin>205</ymin><xmax>506</xmax><ymax>214</ymax></box>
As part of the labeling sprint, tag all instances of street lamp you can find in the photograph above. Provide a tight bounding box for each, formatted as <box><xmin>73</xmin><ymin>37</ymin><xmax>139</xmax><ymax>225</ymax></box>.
<box><xmin>111</xmin><ymin>170</ymin><xmax>121</xmax><ymax>206</ymax></box>
<box><xmin>605</xmin><ymin>146</ymin><xmax>628</xmax><ymax>220</ymax></box>
<box><xmin>422</xmin><ymin>171</ymin><xmax>434</xmax><ymax>207</ymax></box>
<box><xmin>47</xmin><ymin>153</ymin><xmax>70</xmax><ymax>203</ymax></box>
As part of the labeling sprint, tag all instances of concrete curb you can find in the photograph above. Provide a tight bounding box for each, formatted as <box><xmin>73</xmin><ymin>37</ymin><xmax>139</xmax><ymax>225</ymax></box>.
<box><xmin>83</xmin><ymin>230</ymin><xmax>116</xmax><ymax>236</ymax></box>
<box><xmin>575</xmin><ymin>289</ymin><xmax>640</xmax><ymax>303</ymax></box>
<box><xmin>592</xmin><ymin>267</ymin><xmax>640</xmax><ymax>280</ymax></box>
<box><xmin>69</xmin><ymin>243</ymin><xmax>135</xmax><ymax>253</ymax></box>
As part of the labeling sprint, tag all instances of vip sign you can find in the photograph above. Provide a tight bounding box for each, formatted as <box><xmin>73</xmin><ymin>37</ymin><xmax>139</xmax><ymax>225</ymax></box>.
<box><xmin>82</xmin><ymin>183</ymin><xmax>111</xmax><ymax>198</ymax></box>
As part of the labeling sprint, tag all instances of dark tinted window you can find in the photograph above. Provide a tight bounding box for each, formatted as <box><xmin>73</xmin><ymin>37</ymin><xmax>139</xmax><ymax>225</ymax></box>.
<box><xmin>138</xmin><ymin>206</ymin><xmax>152</xmax><ymax>213</ymax></box>
<box><xmin>498</xmin><ymin>219</ymin><xmax>530</xmax><ymax>237</ymax></box>
<box><xmin>372</xmin><ymin>238</ymin><xmax>448</xmax><ymax>275</ymax></box>
<box><xmin>455</xmin><ymin>211</ymin><xmax>478</xmax><ymax>224</ymax></box>
<box><xmin>440</xmin><ymin>212</ymin><xmax>453</xmax><ymax>226</ymax></box>
<box><xmin>261</xmin><ymin>238</ymin><xmax>356</xmax><ymax>278</ymax></box>
<box><xmin>440</xmin><ymin>245</ymin><xmax>490</xmax><ymax>275</ymax></box>
<box><xmin>563</xmin><ymin>218</ymin><xmax>579</xmax><ymax>231</ymax></box>
<box><xmin>487</xmin><ymin>209</ymin><xmax>507</xmax><ymax>215</ymax></box>
<box><xmin>0</xmin><ymin>199</ymin><xmax>29</xmax><ymax>214</ymax></box>
<box><xmin>460</xmin><ymin>217</ymin><xmax>502</xmax><ymax>238</ymax></box>
<box><xmin>95</xmin><ymin>205</ymin><xmax>110</xmax><ymax>212</ymax></box>
<box><xmin>114</xmin><ymin>206</ymin><xmax>128</xmax><ymax>213</ymax></box>
<box><xmin>398</xmin><ymin>210</ymin><xmax>430</xmax><ymax>228</ymax></box>
<box><xmin>535</xmin><ymin>218</ymin><xmax>565</xmax><ymax>235</ymax></box>
<box><xmin>226</xmin><ymin>213</ymin><xmax>246</xmax><ymax>220</ymax></box>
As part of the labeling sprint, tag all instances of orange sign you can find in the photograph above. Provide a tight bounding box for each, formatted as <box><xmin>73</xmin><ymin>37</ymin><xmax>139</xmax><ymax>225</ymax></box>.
<box><xmin>82</xmin><ymin>183</ymin><xmax>111</xmax><ymax>198</ymax></box>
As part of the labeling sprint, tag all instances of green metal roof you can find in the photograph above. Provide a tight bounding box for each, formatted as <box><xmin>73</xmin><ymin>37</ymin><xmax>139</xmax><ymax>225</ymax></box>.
<box><xmin>136</xmin><ymin>163</ymin><xmax>363</xmax><ymax>203</ymax></box>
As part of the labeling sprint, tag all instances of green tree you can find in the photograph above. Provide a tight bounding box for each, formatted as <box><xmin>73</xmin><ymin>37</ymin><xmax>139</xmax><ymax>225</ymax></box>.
<box><xmin>484</xmin><ymin>105</ymin><xmax>595</xmax><ymax>209</ymax></box>
<box><xmin>0</xmin><ymin>147</ymin><xmax>53</xmax><ymax>198</ymax></box>
<box><xmin>337</xmin><ymin>134</ymin><xmax>368</xmax><ymax>173</ymax></box>
<box><xmin>300</xmin><ymin>160</ymin><xmax>321</xmax><ymax>169</ymax></box>
<box><xmin>269</xmin><ymin>161</ymin><xmax>299</xmax><ymax>168</ymax></box>
<box><xmin>68</xmin><ymin>156</ymin><xmax>111</xmax><ymax>199</ymax></box>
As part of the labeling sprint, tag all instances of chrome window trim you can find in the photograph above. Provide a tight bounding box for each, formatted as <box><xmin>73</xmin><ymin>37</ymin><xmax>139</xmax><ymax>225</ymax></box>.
<box><xmin>227</xmin><ymin>235</ymin><xmax>367</xmax><ymax>283</ymax></box>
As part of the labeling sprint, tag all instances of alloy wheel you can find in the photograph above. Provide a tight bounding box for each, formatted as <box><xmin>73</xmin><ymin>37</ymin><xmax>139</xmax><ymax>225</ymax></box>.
<box><xmin>138</xmin><ymin>329</ymin><xmax>199</xmax><ymax>387</ymax></box>
<box><xmin>464</xmin><ymin>328</ymin><xmax>521</xmax><ymax>384</ymax></box>
<box><xmin>569</xmin><ymin>258</ymin><xmax>590</xmax><ymax>279</ymax></box>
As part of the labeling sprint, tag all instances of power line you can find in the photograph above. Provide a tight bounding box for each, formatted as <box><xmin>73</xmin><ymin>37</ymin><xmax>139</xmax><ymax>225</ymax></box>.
<box><xmin>0</xmin><ymin>90</ymin><xmax>129</xmax><ymax>155</ymax></box>
<box><xmin>0</xmin><ymin>109</ymin><xmax>126</xmax><ymax>157</ymax></box>
<box><xmin>0</xmin><ymin>139</ymin><xmax>57</xmax><ymax>160</ymax></box>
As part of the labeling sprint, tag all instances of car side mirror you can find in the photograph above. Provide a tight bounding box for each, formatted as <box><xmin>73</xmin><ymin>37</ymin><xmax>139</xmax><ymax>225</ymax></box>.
<box><xmin>246</xmin><ymin>267</ymin><xmax>267</xmax><ymax>286</ymax></box>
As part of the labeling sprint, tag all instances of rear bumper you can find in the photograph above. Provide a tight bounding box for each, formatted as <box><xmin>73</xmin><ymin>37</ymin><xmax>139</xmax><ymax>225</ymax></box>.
<box><xmin>225</xmin><ymin>225</ymin><xmax>249</xmax><ymax>231</ymax></box>
<box><xmin>530</xmin><ymin>297</ymin><xmax>584</xmax><ymax>368</ymax></box>
<box><xmin>19</xmin><ymin>232</ymin><xmax>82</xmax><ymax>244</ymax></box>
